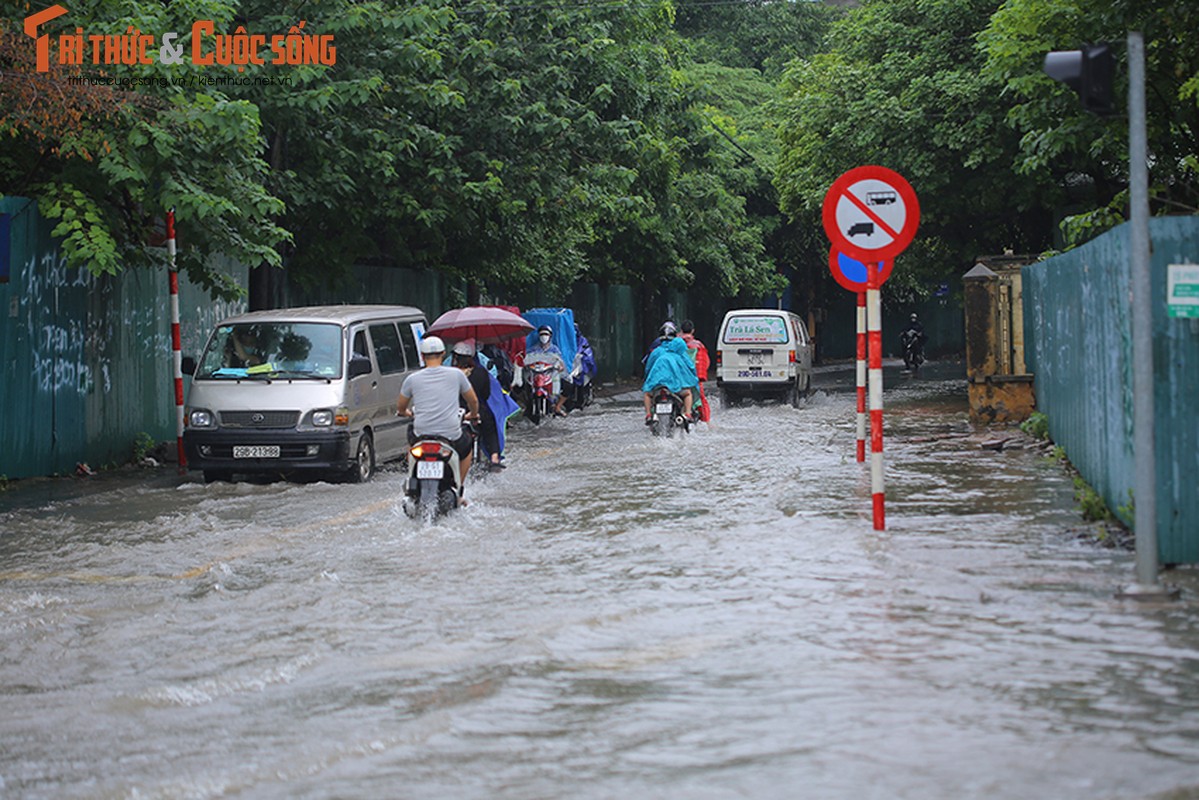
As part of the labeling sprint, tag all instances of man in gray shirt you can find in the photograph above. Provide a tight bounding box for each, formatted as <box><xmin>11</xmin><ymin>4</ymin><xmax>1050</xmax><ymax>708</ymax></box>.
<box><xmin>397</xmin><ymin>335</ymin><xmax>480</xmax><ymax>490</ymax></box>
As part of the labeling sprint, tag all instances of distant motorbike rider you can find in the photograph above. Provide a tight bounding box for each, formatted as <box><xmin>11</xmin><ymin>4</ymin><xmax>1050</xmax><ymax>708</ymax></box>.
<box><xmin>522</xmin><ymin>325</ymin><xmax>568</xmax><ymax>417</ymax></box>
<box><xmin>396</xmin><ymin>336</ymin><xmax>480</xmax><ymax>498</ymax></box>
<box><xmin>641</xmin><ymin>326</ymin><xmax>698</xmax><ymax>423</ymax></box>
<box><xmin>451</xmin><ymin>339</ymin><xmax>504</xmax><ymax>471</ymax></box>
<box><xmin>900</xmin><ymin>313</ymin><xmax>928</xmax><ymax>367</ymax></box>
<box><xmin>680</xmin><ymin>319</ymin><xmax>711</xmax><ymax>422</ymax></box>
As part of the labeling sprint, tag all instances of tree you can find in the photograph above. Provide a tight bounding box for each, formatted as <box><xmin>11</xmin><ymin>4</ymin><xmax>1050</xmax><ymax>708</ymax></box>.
<box><xmin>979</xmin><ymin>0</ymin><xmax>1199</xmax><ymax>245</ymax></box>
<box><xmin>0</xmin><ymin>1</ymin><xmax>288</xmax><ymax>299</ymax></box>
<box><xmin>774</xmin><ymin>0</ymin><xmax>1064</xmax><ymax>305</ymax></box>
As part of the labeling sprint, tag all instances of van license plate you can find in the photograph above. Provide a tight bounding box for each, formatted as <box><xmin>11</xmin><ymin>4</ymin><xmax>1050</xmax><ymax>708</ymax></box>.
<box><xmin>233</xmin><ymin>445</ymin><xmax>279</xmax><ymax>458</ymax></box>
<box><xmin>655</xmin><ymin>403</ymin><xmax>673</xmax><ymax>414</ymax></box>
<box><xmin>416</xmin><ymin>461</ymin><xmax>442</xmax><ymax>479</ymax></box>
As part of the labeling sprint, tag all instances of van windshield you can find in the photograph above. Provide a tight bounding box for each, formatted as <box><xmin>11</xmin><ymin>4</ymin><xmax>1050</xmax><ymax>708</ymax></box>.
<box><xmin>196</xmin><ymin>322</ymin><xmax>343</xmax><ymax>379</ymax></box>
<box><xmin>723</xmin><ymin>315</ymin><xmax>788</xmax><ymax>344</ymax></box>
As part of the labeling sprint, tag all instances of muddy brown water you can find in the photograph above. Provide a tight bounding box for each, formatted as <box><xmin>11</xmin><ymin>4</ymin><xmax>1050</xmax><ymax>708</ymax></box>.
<box><xmin>2</xmin><ymin>362</ymin><xmax>1198</xmax><ymax>799</ymax></box>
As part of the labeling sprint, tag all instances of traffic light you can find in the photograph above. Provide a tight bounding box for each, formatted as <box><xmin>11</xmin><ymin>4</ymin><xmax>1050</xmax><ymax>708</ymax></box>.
<box><xmin>1043</xmin><ymin>43</ymin><xmax>1115</xmax><ymax>114</ymax></box>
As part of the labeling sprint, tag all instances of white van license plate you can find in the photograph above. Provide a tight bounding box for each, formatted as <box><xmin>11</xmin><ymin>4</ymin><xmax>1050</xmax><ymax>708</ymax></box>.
<box><xmin>233</xmin><ymin>445</ymin><xmax>279</xmax><ymax>458</ymax></box>
<box><xmin>416</xmin><ymin>461</ymin><xmax>442</xmax><ymax>479</ymax></box>
<box><xmin>737</xmin><ymin>369</ymin><xmax>773</xmax><ymax>378</ymax></box>
<box><xmin>655</xmin><ymin>402</ymin><xmax>674</xmax><ymax>414</ymax></box>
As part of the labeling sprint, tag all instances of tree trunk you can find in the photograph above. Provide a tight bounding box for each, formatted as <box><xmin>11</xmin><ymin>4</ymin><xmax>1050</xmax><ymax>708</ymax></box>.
<box><xmin>249</xmin><ymin>128</ymin><xmax>286</xmax><ymax>311</ymax></box>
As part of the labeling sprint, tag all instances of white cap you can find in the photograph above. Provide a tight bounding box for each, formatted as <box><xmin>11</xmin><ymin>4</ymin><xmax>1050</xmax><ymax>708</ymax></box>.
<box><xmin>419</xmin><ymin>335</ymin><xmax>446</xmax><ymax>354</ymax></box>
<box><xmin>452</xmin><ymin>339</ymin><xmax>476</xmax><ymax>356</ymax></box>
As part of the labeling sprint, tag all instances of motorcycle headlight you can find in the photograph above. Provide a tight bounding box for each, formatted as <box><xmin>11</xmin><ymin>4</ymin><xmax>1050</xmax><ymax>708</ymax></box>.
<box><xmin>312</xmin><ymin>409</ymin><xmax>334</xmax><ymax>427</ymax></box>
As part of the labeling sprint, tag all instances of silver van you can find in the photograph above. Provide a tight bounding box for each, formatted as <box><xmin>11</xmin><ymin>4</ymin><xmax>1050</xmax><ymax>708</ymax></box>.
<box><xmin>183</xmin><ymin>305</ymin><xmax>426</xmax><ymax>483</ymax></box>
<box><xmin>714</xmin><ymin>308</ymin><xmax>814</xmax><ymax>407</ymax></box>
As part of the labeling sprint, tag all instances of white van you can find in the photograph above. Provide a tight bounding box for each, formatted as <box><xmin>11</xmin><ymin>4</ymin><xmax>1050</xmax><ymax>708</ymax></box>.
<box><xmin>714</xmin><ymin>308</ymin><xmax>814</xmax><ymax>406</ymax></box>
<box><xmin>183</xmin><ymin>305</ymin><xmax>426</xmax><ymax>483</ymax></box>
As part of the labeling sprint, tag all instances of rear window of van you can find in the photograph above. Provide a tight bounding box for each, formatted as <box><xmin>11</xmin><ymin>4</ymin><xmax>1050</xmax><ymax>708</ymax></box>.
<box><xmin>723</xmin><ymin>315</ymin><xmax>788</xmax><ymax>344</ymax></box>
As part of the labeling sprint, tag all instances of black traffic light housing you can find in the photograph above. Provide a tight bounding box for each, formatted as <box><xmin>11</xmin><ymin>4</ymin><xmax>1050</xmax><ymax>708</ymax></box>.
<box><xmin>1043</xmin><ymin>43</ymin><xmax>1115</xmax><ymax>114</ymax></box>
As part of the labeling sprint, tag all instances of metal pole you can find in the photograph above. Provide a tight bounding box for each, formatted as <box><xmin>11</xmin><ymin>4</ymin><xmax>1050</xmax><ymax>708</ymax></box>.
<box><xmin>167</xmin><ymin>209</ymin><xmax>187</xmax><ymax>474</ymax></box>
<box><xmin>856</xmin><ymin>291</ymin><xmax>867</xmax><ymax>463</ymax></box>
<box><xmin>867</xmin><ymin>273</ymin><xmax>885</xmax><ymax>530</ymax></box>
<box><xmin>1123</xmin><ymin>32</ymin><xmax>1162</xmax><ymax>594</ymax></box>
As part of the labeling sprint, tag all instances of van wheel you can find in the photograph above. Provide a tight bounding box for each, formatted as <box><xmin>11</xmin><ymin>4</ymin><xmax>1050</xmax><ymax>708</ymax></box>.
<box><xmin>348</xmin><ymin>432</ymin><xmax>375</xmax><ymax>483</ymax></box>
<box><xmin>721</xmin><ymin>388</ymin><xmax>736</xmax><ymax>408</ymax></box>
<box><xmin>790</xmin><ymin>380</ymin><xmax>802</xmax><ymax>409</ymax></box>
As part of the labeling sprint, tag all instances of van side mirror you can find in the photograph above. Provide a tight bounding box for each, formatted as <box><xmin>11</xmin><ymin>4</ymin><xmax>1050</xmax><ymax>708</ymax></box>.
<box><xmin>181</xmin><ymin>356</ymin><xmax>196</xmax><ymax>376</ymax></box>
<box><xmin>348</xmin><ymin>354</ymin><xmax>373</xmax><ymax>378</ymax></box>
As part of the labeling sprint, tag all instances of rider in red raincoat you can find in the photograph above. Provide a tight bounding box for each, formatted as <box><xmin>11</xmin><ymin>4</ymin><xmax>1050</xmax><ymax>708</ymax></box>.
<box><xmin>680</xmin><ymin>320</ymin><xmax>711</xmax><ymax>422</ymax></box>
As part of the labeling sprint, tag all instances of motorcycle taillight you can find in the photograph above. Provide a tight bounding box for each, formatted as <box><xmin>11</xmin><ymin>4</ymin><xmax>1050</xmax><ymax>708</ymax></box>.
<box><xmin>411</xmin><ymin>442</ymin><xmax>442</xmax><ymax>458</ymax></box>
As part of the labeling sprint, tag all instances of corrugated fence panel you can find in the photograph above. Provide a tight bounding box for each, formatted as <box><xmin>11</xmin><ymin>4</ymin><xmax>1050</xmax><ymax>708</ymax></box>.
<box><xmin>0</xmin><ymin>198</ymin><xmax>250</xmax><ymax>479</ymax></box>
<box><xmin>1024</xmin><ymin>216</ymin><xmax>1199</xmax><ymax>564</ymax></box>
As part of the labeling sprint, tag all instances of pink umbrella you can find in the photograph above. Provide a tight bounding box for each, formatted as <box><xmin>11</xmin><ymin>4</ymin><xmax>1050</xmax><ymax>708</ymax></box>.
<box><xmin>425</xmin><ymin>306</ymin><xmax>533</xmax><ymax>344</ymax></box>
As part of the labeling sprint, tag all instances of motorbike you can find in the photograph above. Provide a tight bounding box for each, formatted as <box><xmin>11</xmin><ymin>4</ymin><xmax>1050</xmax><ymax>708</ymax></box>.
<box><xmin>523</xmin><ymin>361</ymin><xmax>557</xmax><ymax>424</ymax></box>
<box><xmin>648</xmin><ymin>385</ymin><xmax>691</xmax><ymax>438</ymax></box>
<box><xmin>900</xmin><ymin>328</ymin><xmax>926</xmax><ymax>371</ymax></box>
<box><xmin>401</xmin><ymin>433</ymin><xmax>463</xmax><ymax>519</ymax></box>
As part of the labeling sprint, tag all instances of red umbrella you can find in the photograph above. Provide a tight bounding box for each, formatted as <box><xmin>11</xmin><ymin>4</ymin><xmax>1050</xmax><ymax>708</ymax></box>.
<box><xmin>425</xmin><ymin>306</ymin><xmax>533</xmax><ymax>344</ymax></box>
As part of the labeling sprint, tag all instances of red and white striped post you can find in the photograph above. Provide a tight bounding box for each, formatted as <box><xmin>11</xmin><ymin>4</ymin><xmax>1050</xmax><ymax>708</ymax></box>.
<box><xmin>856</xmin><ymin>290</ymin><xmax>867</xmax><ymax>463</ymax></box>
<box><xmin>167</xmin><ymin>210</ymin><xmax>187</xmax><ymax>472</ymax></box>
<box><xmin>866</xmin><ymin>272</ymin><xmax>884</xmax><ymax>530</ymax></box>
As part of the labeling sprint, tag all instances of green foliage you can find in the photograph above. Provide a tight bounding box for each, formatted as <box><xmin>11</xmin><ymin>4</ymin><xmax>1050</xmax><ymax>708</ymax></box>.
<box><xmin>1020</xmin><ymin>411</ymin><xmax>1050</xmax><ymax>440</ymax></box>
<box><xmin>979</xmin><ymin>0</ymin><xmax>1199</xmax><ymax>242</ymax></box>
<box><xmin>774</xmin><ymin>0</ymin><xmax>1060</xmax><ymax>303</ymax></box>
<box><xmin>1072</xmin><ymin>474</ymin><xmax>1114</xmax><ymax>523</ymax></box>
<box><xmin>132</xmin><ymin>432</ymin><xmax>156</xmax><ymax>463</ymax></box>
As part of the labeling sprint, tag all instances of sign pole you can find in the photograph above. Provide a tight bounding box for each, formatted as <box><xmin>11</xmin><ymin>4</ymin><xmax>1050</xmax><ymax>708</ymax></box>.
<box><xmin>823</xmin><ymin>166</ymin><xmax>917</xmax><ymax>531</ymax></box>
<box><xmin>867</xmin><ymin>271</ymin><xmax>885</xmax><ymax>530</ymax></box>
<box><xmin>1120</xmin><ymin>31</ymin><xmax>1171</xmax><ymax>597</ymax></box>
<box><xmin>167</xmin><ymin>209</ymin><xmax>187</xmax><ymax>474</ymax></box>
<box><xmin>856</xmin><ymin>291</ymin><xmax>867</xmax><ymax>463</ymax></box>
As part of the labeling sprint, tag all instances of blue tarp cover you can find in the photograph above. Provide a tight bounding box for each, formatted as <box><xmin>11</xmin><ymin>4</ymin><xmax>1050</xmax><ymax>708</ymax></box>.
<box><xmin>522</xmin><ymin>308</ymin><xmax>577</xmax><ymax>370</ymax></box>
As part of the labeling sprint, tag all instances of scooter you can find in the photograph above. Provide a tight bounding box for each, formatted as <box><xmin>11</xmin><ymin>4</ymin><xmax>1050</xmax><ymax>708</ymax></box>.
<box><xmin>524</xmin><ymin>361</ymin><xmax>556</xmax><ymax>424</ymax></box>
<box><xmin>900</xmin><ymin>329</ymin><xmax>926</xmax><ymax>371</ymax></box>
<box><xmin>648</xmin><ymin>386</ymin><xmax>691</xmax><ymax>438</ymax></box>
<box><xmin>401</xmin><ymin>434</ymin><xmax>463</xmax><ymax>519</ymax></box>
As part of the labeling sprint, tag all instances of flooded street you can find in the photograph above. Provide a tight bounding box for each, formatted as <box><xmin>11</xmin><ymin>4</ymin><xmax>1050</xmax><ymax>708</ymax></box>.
<box><xmin>3</xmin><ymin>362</ymin><xmax>1199</xmax><ymax>799</ymax></box>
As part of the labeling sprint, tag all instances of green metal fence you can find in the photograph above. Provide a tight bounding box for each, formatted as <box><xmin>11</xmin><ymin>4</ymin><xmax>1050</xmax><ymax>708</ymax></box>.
<box><xmin>0</xmin><ymin>197</ymin><xmax>248</xmax><ymax>478</ymax></box>
<box><xmin>1023</xmin><ymin>216</ymin><xmax>1199</xmax><ymax>565</ymax></box>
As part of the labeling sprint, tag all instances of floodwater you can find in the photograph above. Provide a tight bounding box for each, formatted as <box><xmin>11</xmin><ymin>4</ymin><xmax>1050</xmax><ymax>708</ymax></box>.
<box><xmin>2</xmin><ymin>362</ymin><xmax>1198</xmax><ymax>799</ymax></box>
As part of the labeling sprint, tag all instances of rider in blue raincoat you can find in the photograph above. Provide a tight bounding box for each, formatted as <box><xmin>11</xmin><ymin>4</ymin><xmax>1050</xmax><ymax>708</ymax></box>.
<box><xmin>641</xmin><ymin>332</ymin><xmax>698</xmax><ymax>423</ymax></box>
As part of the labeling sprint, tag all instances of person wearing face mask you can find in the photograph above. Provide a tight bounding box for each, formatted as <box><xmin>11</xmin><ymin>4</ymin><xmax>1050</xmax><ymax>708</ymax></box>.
<box><xmin>522</xmin><ymin>325</ymin><xmax>568</xmax><ymax>417</ymax></box>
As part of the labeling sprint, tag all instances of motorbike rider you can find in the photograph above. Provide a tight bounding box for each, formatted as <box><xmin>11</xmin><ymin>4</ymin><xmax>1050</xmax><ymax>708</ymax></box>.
<box><xmin>523</xmin><ymin>324</ymin><xmax>568</xmax><ymax>417</ymax></box>
<box><xmin>642</xmin><ymin>323</ymin><xmax>698</xmax><ymax>423</ymax></box>
<box><xmin>679</xmin><ymin>319</ymin><xmax>711</xmax><ymax>422</ymax></box>
<box><xmin>642</xmin><ymin>320</ymin><xmax>677</xmax><ymax>362</ymax></box>
<box><xmin>451</xmin><ymin>339</ymin><xmax>506</xmax><ymax>472</ymax></box>
<box><xmin>900</xmin><ymin>313</ymin><xmax>928</xmax><ymax>364</ymax></box>
<box><xmin>396</xmin><ymin>336</ymin><xmax>480</xmax><ymax>501</ymax></box>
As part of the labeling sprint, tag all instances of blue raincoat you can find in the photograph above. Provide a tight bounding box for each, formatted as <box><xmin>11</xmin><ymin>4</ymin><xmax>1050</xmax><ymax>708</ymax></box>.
<box><xmin>641</xmin><ymin>337</ymin><xmax>699</xmax><ymax>393</ymax></box>
<box><xmin>484</xmin><ymin>368</ymin><xmax>521</xmax><ymax>457</ymax></box>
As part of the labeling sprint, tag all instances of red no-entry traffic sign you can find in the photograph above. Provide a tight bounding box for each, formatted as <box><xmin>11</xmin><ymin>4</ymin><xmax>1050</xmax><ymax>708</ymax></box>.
<box><xmin>822</xmin><ymin>165</ymin><xmax>919</xmax><ymax>263</ymax></box>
